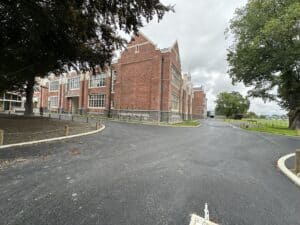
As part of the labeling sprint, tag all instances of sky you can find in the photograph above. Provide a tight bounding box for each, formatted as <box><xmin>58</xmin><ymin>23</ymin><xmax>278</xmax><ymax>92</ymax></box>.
<box><xmin>138</xmin><ymin>0</ymin><xmax>286</xmax><ymax>115</ymax></box>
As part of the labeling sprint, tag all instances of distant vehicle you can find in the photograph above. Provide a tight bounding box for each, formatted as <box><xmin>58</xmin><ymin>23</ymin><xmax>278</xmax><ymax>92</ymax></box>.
<box><xmin>233</xmin><ymin>114</ymin><xmax>243</xmax><ymax>120</ymax></box>
<box><xmin>207</xmin><ymin>111</ymin><xmax>215</xmax><ymax>118</ymax></box>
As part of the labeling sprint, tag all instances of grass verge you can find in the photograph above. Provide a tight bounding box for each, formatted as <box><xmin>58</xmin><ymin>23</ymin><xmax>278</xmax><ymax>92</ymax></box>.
<box><xmin>246</xmin><ymin>126</ymin><xmax>299</xmax><ymax>136</ymax></box>
<box><xmin>173</xmin><ymin>120</ymin><xmax>200</xmax><ymax>127</ymax></box>
<box><xmin>225</xmin><ymin>118</ymin><xmax>299</xmax><ymax>137</ymax></box>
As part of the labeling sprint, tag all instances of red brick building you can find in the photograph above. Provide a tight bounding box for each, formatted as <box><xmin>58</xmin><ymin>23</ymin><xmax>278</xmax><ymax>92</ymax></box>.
<box><xmin>112</xmin><ymin>33</ymin><xmax>190</xmax><ymax>122</ymax></box>
<box><xmin>192</xmin><ymin>87</ymin><xmax>207</xmax><ymax>119</ymax></box>
<box><xmin>34</xmin><ymin>33</ymin><xmax>207</xmax><ymax>122</ymax></box>
<box><xmin>34</xmin><ymin>69</ymin><xmax>112</xmax><ymax>115</ymax></box>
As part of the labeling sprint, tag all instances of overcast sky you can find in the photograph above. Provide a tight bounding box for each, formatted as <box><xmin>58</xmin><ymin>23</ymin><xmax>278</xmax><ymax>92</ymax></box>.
<box><xmin>139</xmin><ymin>0</ymin><xmax>286</xmax><ymax>115</ymax></box>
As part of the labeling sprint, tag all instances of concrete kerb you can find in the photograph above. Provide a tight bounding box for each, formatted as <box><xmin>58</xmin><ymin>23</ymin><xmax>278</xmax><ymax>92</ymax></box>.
<box><xmin>277</xmin><ymin>153</ymin><xmax>300</xmax><ymax>187</ymax></box>
<box><xmin>0</xmin><ymin>125</ymin><xmax>105</xmax><ymax>149</ymax></box>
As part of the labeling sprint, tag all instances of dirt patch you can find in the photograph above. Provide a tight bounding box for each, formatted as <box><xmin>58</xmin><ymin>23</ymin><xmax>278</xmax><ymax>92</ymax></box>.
<box><xmin>0</xmin><ymin>115</ymin><xmax>96</xmax><ymax>145</ymax></box>
<box><xmin>69</xmin><ymin>148</ymin><xmax>81</xmax><ymax>156</ymax></box>
<box><xmin>0</xmin><ymin>158</ymin><xmax>28</xmax><ymax>170</ymax></box>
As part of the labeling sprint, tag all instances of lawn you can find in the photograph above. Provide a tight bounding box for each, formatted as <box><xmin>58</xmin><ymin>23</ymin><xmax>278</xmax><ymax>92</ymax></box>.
<box><xmin>225</xmin><ymin>118</ymin><xmax>299</xmax><ymax>136</ymax></box>
<box><xmin>173</xmin><ymin>120</ymin><xmax>200</xmax><ymax>127</ymax></box>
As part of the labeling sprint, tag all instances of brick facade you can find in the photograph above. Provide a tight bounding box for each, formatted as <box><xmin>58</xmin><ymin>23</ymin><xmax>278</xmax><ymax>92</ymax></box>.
<box><xmin>192</xmin><ymin>87</ymin><xmax>207</xmax><ymax>119</ymax></box>
<box><xmin>34</xmin><ymin>33</ymin><xmax>207</xmax><ymax>122</ymax></box>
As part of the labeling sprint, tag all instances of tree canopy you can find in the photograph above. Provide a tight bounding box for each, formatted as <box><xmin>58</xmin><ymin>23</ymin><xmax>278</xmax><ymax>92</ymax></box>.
<box><xmin>245</xmin><ymin>111</ymin><xmax>258</xmax><ymax>118</ymax></box>
<box><xmin>227</xmin><ymin>0</ymin><xmax>300</xmax><ymax>128</ymax></box>
<box><xmin>215</xmin><ymin>92</ymin><xmax>250</xmax><ymax>118</ymax></box>
<box><xmin>0</xmin><ymin>0</ymin><xmax>172</xmax><ymax>114</ymax></box>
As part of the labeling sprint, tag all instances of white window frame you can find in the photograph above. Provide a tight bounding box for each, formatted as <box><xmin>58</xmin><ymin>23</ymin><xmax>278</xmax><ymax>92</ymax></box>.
<box><xmin>68</xmin><ymin>76</ymin><xmax>80</xmax><ymax>90</ymax></box>
<box><xmin>88</xmin><ymin>94</ymin><xmax>106</xmax><ymax>108</ymax></box>
<box><xmin>89</xmin><ymin>73</ymin><xmax>106</xmax><ymax>88</ymax></box>
<box><xmin>48</xmin><ymin>96</ymin><xmax>58</xmax><ymax>108</ymax></box>
<box><xmin>49</xmin><ymin>80</ymin><xmax>59</xmax><ymax>92</ymax></box>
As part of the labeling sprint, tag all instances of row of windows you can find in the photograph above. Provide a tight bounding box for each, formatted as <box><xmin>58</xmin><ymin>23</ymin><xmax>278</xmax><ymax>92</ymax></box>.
<box><xmin>90</xmin><ymin>73</ymin><xmax>106</xmax><ymax>88</ymax></box>
<box><xmin>68</xmin><ymin>76</ymin><xmax>80</xmax><ymax>90</ymax></box>
<box><xmin>50</xmin><ymin>68</ymin><xmax>183</xmax><ymax>93</ymax></box>
<box><xmin>0</xmin><ymin>101</ymin><xmax>22</xmax><ymax>109</ymax></box>
<box><xmin>2</xmin><ymin>93</ymin><xmax>22</xmax><ymax>101</ymax></box>
<box><xmin>48</xmin><ymin>95</ymin><xmax>105</xmax><ymax>108</ymax></box>
<box><xmin>50</xmin><ymin>74</ymin><xmax>108</xmax><ymax>91</ymax></box>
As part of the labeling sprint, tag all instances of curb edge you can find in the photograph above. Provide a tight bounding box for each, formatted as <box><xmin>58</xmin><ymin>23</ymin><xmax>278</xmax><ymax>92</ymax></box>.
<box><xmin>0</xmin><ymin>125</ymin><xmax>105</xmax><ymax>149</ymax></box>
<box><xmin>277</xmin><ymin>153</ymin><xmax>300</xmax><ymax>187</ymax></box>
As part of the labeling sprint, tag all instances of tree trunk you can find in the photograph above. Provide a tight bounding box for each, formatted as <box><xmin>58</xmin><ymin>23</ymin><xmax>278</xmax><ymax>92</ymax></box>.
<box><xmin>24</xmin><ymin>77</ymin><xmax>35</xmax><ymax>116</ymax></box>
<box><xmin>289</xmin><ymin>108</ymin><xmax>300</xmax><ymax>130</ymax></box>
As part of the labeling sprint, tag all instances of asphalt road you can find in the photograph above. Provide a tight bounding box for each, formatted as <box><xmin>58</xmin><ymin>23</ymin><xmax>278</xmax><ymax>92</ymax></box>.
<box><xmin>0</xmin><ymin>119</ymin><xmax>299</xmax><ymax>225</ymax></box>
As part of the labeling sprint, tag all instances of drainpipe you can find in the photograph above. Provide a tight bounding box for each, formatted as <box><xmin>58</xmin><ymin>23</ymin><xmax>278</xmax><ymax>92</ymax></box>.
<box><xmin>59</xmin><ymin>77</ymin><xmax>63</xmax><ymax>114</ymax></box>
<box><xmin>80</xmin><ymin>74</ymin><xmax>85</xmax><ymax>115</ymax></box>
<box><xmin>40</xmin><ymin>85</ymin><xmax>43</xmax><ymax>115</ymax></box>
<box><xmin>40</xmin><ymin>85</ymin><xmax>43</xmax><ymax>108</ymax></box>
<box><xmin>108</xmin><ymin>66</ymin><xmax>113</xmax><ymax>118</ymax></box>
<box><xmin>160</xmin><ymin>56</ymin><xmax>164</xmax><ymax>122</ymax></box>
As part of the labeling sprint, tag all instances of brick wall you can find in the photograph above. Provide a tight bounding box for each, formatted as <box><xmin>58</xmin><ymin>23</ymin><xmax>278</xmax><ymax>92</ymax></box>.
<box><xmin>114</xmin><ymin>34</ymin><xmax>162</xmax><ymax>111</ymax></box>
<box><xmin>192</xmin><ymin>88</ymin><xmax>207</xmax><ymax>119</ymax></box>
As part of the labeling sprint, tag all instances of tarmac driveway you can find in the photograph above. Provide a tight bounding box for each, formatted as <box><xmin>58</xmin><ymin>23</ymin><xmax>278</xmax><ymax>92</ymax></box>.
<box><xmin>0</xmin><ymin>120</ymin><xmax>299</xmax><ymax>225</ymax></box>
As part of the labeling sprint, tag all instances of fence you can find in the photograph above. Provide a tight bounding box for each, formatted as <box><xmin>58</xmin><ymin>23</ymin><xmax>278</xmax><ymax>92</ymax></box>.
<box><xmin>241</xmin><ymin>119</ymin><xmax>288</xmax><ymax>128</ymax></box>
<box><xmin>226</xmin><ymin>118</ymin><xmax>289</xmax><ymax>129</ymax></box>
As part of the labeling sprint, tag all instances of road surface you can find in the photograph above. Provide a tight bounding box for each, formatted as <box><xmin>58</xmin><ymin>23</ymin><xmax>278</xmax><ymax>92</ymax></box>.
<box><xmin>0</xmin><ymin>120</ymin><xmax>299</xmax><ymax>225</ymax></box>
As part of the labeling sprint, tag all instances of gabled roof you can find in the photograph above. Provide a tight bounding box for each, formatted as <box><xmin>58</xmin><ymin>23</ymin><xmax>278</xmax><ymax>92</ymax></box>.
<box><xmin>128</xmin><ymin>31</ymin><xmax>158</xmax><ymax>49</ymax></box>
<box><xmin>171</xmin><ymin>40</ymin><xmax>179</xmax><ymax>51</ymax></box>
<box><xmin>193</xmin><ymin>86</ymin><xmax>204</xmax><ymax>91</ymax></box>
<box><xmin>159</xmin><ymin>39</ymin><xmax>180</xmax><ymax>54</ymax></box>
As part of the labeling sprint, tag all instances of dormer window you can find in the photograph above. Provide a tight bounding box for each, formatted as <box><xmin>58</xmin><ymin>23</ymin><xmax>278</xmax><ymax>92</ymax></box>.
<box><xmin>135</xmin><ymin>45</ymin><xmax>140</xmax><ymax>53</ymax></box>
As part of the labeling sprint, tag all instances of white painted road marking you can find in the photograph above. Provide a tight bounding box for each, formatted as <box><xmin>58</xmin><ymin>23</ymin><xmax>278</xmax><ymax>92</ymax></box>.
<box><xmin>189</xmin><ymin>214</ymin><xmax>218</xmax><ymax>225</ymax></box>
<box><xmin>204</xmin><ymin>203</ymin><xmax>209</xmax><ymax>220</ymax></box>
<box><xmin>189</xmin><ymin>203</ymin><xmax>219</xmax><ymax>225</ymax></box>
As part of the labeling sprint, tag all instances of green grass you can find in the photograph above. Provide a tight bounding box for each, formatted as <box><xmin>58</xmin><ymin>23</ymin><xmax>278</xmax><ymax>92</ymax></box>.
<box><xmin>173</xmin><ymin>120</ymin><xmax>200</xmax><ymax>127</ymax></box>
<box><xmin>225</xmin><ymin>118</ymin><xmax>299</xmax><ymax>136</ymax></box>
<box><xmin>246</xmin><ymin>125</ymin><xmax>299</xmax><ymax>136</ymax></box>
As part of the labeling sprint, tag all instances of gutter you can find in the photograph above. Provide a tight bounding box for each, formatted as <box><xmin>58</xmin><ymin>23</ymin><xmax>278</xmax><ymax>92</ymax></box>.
<box><xmin>160</xmin><ymin>56</ymin><xmax>164</xmax><ymax>122</ymax></box>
